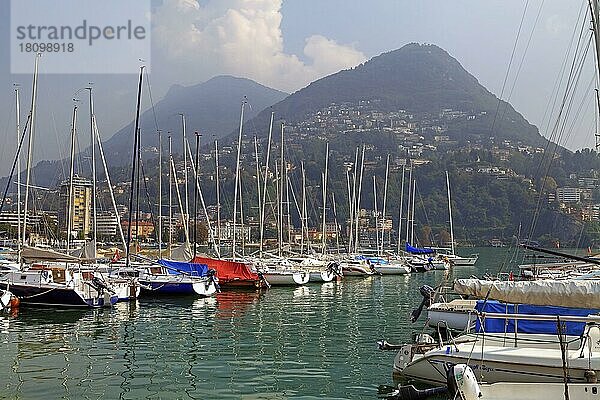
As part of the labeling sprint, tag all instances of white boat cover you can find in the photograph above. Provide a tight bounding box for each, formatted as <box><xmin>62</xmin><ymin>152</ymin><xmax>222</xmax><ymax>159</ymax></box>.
<box><xmin>21</xmin><ymin>246</ymin><xmax>81</xmax><ymax>263</ymax></box>
<box><xmin>454</xmin><ymin>278</ymin><xmax>600</xmax><ymax>309</ymax></box>
<box><xmin>170</xmin><ymin>242</ymin><xmax>192</xmax><ymax>261</ymax></box>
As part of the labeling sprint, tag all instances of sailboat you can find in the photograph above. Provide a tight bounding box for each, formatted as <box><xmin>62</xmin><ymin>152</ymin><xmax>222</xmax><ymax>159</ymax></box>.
<box><xmin>0</xmin><ymin>56</ymin><xmax>118</xmax><ymax>308</ymax></box>
<box><xmin>439</xmin><ymin>171</ymin><xmax>479</xmax><ymax>266</ymax></box>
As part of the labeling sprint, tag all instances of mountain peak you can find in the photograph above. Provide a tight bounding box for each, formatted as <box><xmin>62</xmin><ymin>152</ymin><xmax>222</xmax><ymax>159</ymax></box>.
<box><xmin>242</xmin><ymin>42</ymin><xmax>544</xmax><ymax>147</ymax></box>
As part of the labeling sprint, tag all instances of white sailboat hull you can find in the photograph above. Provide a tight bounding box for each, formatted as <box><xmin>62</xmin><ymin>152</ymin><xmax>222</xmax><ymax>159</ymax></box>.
<box><xmin>262</xmin><ymin>271</ymin><xmax>309</xmax><ymax>286</ymax></box>
<box><xmin>373</xmin><ymin>264</ymin><xmax>411</xmax><ymax>275</ymax></box>
<box><xmin>309</xmin><ymin>270</ymin><xmax>335</xmax><ymax>282</ymax></box>
<box><xmin>395</xmin><ymin>330</ymin><xmax>600</xmax><ymax>386</ymax></box>
<box><xmin>475</xmin><ymin>382</ymin><xmax>600</xmax><ymax>400</ymax></box>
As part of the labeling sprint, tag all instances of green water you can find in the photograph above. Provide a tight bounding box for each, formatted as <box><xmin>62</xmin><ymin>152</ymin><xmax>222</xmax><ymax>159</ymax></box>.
<box><xmin>0</xmin><ymin>248</ymin><xmax>511</xmax><ymax>399</ymax></box>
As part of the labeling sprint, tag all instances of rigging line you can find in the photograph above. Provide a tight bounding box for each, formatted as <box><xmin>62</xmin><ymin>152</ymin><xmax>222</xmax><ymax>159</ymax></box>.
<box><xmin>530</xmin><ymin>22</ymin><xmax>590</xmax><ymax>191</ymax></box>
<box><xmin>144</xmin><ymin>69</ymin><xmax>160</xmax><ymax>133</ymax></box>
<box><xmin>563</xmin><ymin>74</ymin><xmax>596</xmax><ymax>148</ymax></box>
<box><xmin>0</xmin><ymin>114</ymin><xmax>31</xmax><ymax>215</ymax></box>
<box><xmin>539</xmin><ymin>1</ymin><xmax>588</xmax><ymax>142</ymax></box>
<box><xmin>488</xmin><ymin>0</ymin><xmax>530</xmax><ymax>138</ymax></box>
<box><xmin>528</xmin><ymin>33</ymin><xmax>593</xmax><ymax>240</ymax></box>
<box><xmin>50</xmin><ymin>109</ymin><xmax>67</xmax><ymax>182</ymax></box>
<box><xmin>528</xmin><ymin>12</ymin><xmax>591</xmax><ymax>218</ymax></box>
<box><xmin>140</xmin><ymin>160</ymin><xmax>157</xmax><ymax>233</ymax></box>
<box><xmin>501</xmin><ymin>0</ymin><xmax>546</xmax><ymax>114</ymax></box>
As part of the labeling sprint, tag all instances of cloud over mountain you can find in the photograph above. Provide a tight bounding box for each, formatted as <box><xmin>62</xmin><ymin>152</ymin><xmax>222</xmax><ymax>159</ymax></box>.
<box><xmin>152</xmin><ymin>0</ymin><xmax>366</xmax><ymax>92</ymax></box>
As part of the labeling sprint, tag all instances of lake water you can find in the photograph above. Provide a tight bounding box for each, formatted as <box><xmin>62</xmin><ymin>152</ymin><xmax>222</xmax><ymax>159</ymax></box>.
<box><xmin>0</xmin><ymin>248</ymin><xmax>515</xmax><ymax>399</ymax></box>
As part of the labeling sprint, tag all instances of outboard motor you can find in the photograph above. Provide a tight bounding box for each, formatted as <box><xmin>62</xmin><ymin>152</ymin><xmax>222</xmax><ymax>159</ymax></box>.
<box><xmin>91</xmin><ymin>276</ymin><xmax>113</xmax><ymax>294</ymax></box>
<box><xmin>410</xmin><ymin>285</ymin><xmax>435</xmax><ymax>323</ymax></box>
<box><xmin>378</xmin><ymin>384</ymin><xmax>447</xmax><ymax>400</ymax></box>
<box><xmin>447</xmin><ymin>364</ymin><xmax>481</xmax><ymax>400</ymax></box>
<box><xmin>327</xmin><ymin>262</ymin><xmax>343</xmax><ymax>277</ymax></box>
<box><xmin>207</xmin><ymin>269</ymin><xmax>221</xmax><ymax>292</ymax></box>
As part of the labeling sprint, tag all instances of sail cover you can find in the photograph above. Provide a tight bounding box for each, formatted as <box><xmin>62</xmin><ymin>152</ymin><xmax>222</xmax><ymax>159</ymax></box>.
<box><xmin>158</xmin><ymin>259</ymin><xmax>209</xmax><ymax>277</ymax></box>
<box><xmin>22</xmin><ymin>246</ymin><xmax>81</xmax><ymax>263</ymax></box>
<box><xmin>475</xmin><ymin>300</ymin><xmax>598</xmax><ymax>336</ymax></box>
<box><xmin>192</xmin><ymin>256</ymin><xmax>258</xmax><ymax>283</ymax></box>
<box><xmin>455</xmin><ymin>278</ymin><xmax>600</xmax><ymax>309</ymax></box>
<box><xmin>405</xmin><ymin>243</ymin><xmax>434</xmax><ymax>255</ymax></box>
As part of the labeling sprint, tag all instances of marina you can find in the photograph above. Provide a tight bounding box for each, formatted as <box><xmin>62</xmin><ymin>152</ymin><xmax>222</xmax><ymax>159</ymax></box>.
<box><xmin>0</xmin><ymin>247</ymin><xmax>502</xmax><ymax>399</ymax></box>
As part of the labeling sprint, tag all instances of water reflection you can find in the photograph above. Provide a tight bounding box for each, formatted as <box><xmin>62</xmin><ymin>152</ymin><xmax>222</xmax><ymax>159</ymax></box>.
<box><xmin>0</xmin><ymin>248</ymin><xmax>509</xmax><ymax>399</ymax></box>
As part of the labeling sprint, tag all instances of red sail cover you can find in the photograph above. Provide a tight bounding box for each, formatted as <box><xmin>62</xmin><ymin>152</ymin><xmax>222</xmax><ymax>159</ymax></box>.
<box><xmin>192</xmin><ymin>256</ymin><xmax>259</xmax><ymax>285</ymax></box>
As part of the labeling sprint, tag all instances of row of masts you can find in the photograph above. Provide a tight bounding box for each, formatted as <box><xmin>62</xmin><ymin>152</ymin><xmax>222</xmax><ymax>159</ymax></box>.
<box><xmin>7</xmin><ymin>60</ymin><xmax>457</xmax><ymax>267</ymax></box>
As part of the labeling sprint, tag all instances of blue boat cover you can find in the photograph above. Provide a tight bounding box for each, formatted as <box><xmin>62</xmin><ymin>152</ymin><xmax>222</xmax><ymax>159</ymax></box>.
<box><xmin>475</xmin><ymin>300</ymin><xmax>598</xmax><ymax>336</ymax></box>
<box><xmin>405</xmin><ymin>243</ymin><xmax>434</xmax><ymax>255</ymax></box>
<box><xmin>158</xmin><ymin>259</ymin><xmax>210</xmax><ymax>277</ymax></box>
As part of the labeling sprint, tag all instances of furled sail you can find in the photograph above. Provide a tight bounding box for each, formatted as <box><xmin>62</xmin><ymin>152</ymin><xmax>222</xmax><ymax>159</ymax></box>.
<box><xmin>405</xmin><ymin>242</ymin><xmax>434</xmax><ymax>255</ymax></box>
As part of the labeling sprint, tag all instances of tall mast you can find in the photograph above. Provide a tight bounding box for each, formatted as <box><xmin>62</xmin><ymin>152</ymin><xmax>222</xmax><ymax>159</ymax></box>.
<box><xmin>397</xmin><ymin>165</ymin><xmax>405</xmax><ymax>254</ymax></box>
<box><xmin>193</xmin><ymin>132</ymin><xmax>200</xmax><ymax>258</ymax></box>
<box><xmin>260</xmin><ymin>112</ymin><xmax>274</xmax><ymax>257</ymax></box>
<box><xmin>373</xmin><ymin>175</ymin><xmax>379</xmax><ymax>254</ymax></box>
<box><xmin>381</xmin><ymin>154</ymin><xmax>390</xmax><ymax>255</ymax></box>
<box><xmin>345</xmin><ymin>169</ymin><xmax>352</xmax><ymax>252</ymax></box>
<box><xmin>14</xmin><ymin>87</ymin><xmax>21</xmax><ymax>258</ymax></box>
<box><xmin>321</xmin><ymin>142</ymin><xmax>329</xmax><ymax>255</ymax></box>
<box><xmin>410</xmin><ymin>179</ymin><xmax>416</xmax><ymax>245</ymax></box>
<box><xmin>23</xmin><ymin>54</ymin><xmax>41</xmax><ymax>247</ymax></box>
<box><xmin>66</xmin><ymin>104</ymin><xmax>78</xmax><ymax>252</ymax></box>
<box><xmin>275</xmin><ymin>164</ymin><xmax>282</xmax><ymax>256</ymax></box>
<box><xmin>94</xmin><ymin>117</ymin><xmax>126</xmax><ymax>250</ymax></box>
<box><xmin>186</xmin><ymin>140</ymin><xmax>219</xmax><ymax>256</ymax></box>
<box><xmin>354</xmin><ymin>145</ymin><xmax>365</xmax><ymax>253</ymax></box>
<box><xmin>589</xmin><ymin>0</ymin><xmax>600</xmax><ymax>148</ymax></box>
<box><xmin>254</xmin><ymin>136</ymin><xmax>262</xmax><ymax>255</ymax></box>
<box><xmin>180</xmin><ymin>114</ymin><xmax>189</xmax><ymax>230</ymax></box>
<box><xmin>285</xmin><ymin>164</ymin><xmax>291</xmax><ymax>245</ymax></box>
<box><xmin>125</xmin><ymin>66</ymin><xmax>144</xmax><ymax>267</ymax></box>
<box><xmin>87</xmin><ymin>87</ymin><xmax>97</xmax><ymax>258</ymax></box>
<box><xmin>168</xmin><ymin>135</ymin><xmax>173</xmax><ymax>257</ymax></box>
<box><xmin>214</xmin><ymin>138</ymin><xmax>221</xmax><ymax>255</ymax></box>
<box><xmin>349</xmin><ymin>147</ymin><xmax>359</xmax><ymax>252</ymax></box>
<box><xmin>446</xmin><ymin>171</ymin><xmax>455</xmax><ymax>255</ymax></box>
<box><xmin>158</xmin><ymin>130</ymin><xmax>162</xmax><ymax>258</ymax></box>
<box><xmin>280</xmin><ymin>123</ymin><xmax>285</xmax><ymax>255</ymax></box>
<box><xmin>331</xmin><ymin>192</ymin><xmax>340</xmax><ymax>255</ymax></box>
<box><xmin>301</xmin><ymin>162</ymin><xmax>307</xmax><ymax>254</ymax></box>
<box><xmin>405</xmin><ymin>163</ymin><xmax>413</xmax><ymax>243</ymax></box>
<box><xmin>232</xmin><ymin>100</ymin><xmax>245</xmax><ymax>261</ymax></box>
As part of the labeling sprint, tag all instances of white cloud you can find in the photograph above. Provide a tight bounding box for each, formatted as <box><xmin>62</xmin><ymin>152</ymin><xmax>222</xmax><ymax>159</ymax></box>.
<box><xmin>151</xmin><ymin>0</ymin><xmax>366</xmax><ymax>92</ymax></box>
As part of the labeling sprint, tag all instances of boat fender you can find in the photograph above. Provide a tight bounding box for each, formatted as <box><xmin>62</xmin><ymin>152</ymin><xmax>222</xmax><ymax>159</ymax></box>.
<box><xmin>410</xmin><ymin>285</ymin><xmax>435</xmax><ymax>323</ymax></box>
<box><xmin>447</xmin><ymin>364</ymin><xmax>481</xmax><ymax>400</ymax></box>
<box><xmin>10</xmin><ymin>296</ymin><xmax>20</xmax><ymax>310</ymax></box>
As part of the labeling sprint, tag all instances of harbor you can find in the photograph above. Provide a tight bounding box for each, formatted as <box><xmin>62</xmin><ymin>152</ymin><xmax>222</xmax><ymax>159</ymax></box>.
<box><xmin>3</xmin><ymin>1</ymin><xmax>600</xmax><ymax>399</ymax></box>
<box><xmin>0</xmin><ymin>247</ymin><xmax>507</xmax><ymax>399</ymax></box>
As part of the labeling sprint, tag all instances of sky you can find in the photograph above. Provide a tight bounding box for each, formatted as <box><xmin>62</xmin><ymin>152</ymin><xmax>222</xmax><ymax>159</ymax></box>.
<box><xmin>0</xmin><ymin>0</ymin><xmax>595</xmax><ymax>176</ymax></box>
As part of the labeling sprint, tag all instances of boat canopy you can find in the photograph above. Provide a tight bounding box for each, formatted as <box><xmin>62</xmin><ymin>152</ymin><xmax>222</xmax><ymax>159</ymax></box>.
<box><xmin>475</xmin><ymin>300</ymin><xmax>598</xmax><ymax>336</ymax></box>
<box><xmin>192</xmin><ymin>256</ymin><xmax>258</xmax><ymax>283</ymax></box>
<box><xmin>158</xmin><ymin>259</ymin><xmax>209</xmax><ymax>277</ymax></box>
<box><xmin>405</xmin><ymin>243</ymin><xmax>435</xmax><ymax>255</ymax></box>
<box><xmin>455</xmin><ymin>278</ymin><xmax>600</xmax><ymax>309</ymax></box>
